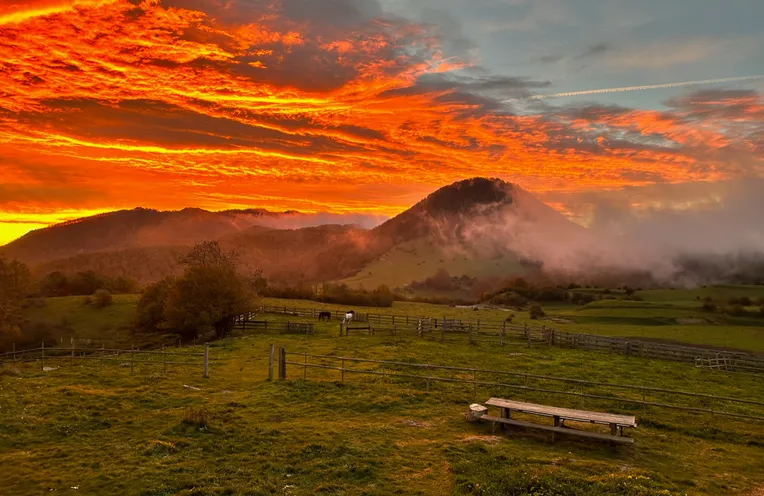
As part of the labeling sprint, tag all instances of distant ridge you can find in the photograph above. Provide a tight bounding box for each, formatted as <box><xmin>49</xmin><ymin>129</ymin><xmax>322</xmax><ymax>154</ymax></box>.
<box><xmin>1</xmin><ymin>177</ymin><xmax>586</xmax><ymax>286</ymax></box>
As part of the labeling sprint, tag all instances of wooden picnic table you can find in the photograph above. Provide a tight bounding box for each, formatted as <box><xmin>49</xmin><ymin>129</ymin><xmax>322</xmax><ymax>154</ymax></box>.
<box><xmin>483</xmin><ymin>398</ymin><xmax>637</xmax><ymax>444</ymax></box>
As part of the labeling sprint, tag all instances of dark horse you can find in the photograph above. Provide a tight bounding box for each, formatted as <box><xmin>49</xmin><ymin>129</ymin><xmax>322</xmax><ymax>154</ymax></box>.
<box><xmin>318</xmin><ymin>311</ymin><xmax>331</xmax><ymax>322</ymax></box>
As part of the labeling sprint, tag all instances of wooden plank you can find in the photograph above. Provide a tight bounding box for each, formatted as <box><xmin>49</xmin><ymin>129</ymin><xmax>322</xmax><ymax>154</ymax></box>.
<box><xmin>480</xmin><ymin>415</ymin><xmax>635</xmax><ymax>444</ymax></box>
<box><xmin>486</xmin><ymin>398</ymin><xmax>636</xmax><ymax>427</ymax></box>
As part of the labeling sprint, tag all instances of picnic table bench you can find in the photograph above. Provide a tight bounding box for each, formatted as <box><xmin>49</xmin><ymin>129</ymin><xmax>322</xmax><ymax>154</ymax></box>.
<box><xmin>482</xmin><ymin>398</ymin><xmax>636</xmax><ymax>444</ymax></box>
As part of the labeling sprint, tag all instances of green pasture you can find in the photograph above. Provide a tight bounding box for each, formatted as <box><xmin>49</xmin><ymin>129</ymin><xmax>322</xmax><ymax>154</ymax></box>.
<box><xmin>2</xmin><ymin>330</ymin><xmax>764</xmax><ymax>495</ymax></box>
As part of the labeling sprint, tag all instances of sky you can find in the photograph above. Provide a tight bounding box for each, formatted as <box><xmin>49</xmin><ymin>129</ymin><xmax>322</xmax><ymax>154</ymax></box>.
<box><xmin>0</xmin><ymin>0</ymin><xmax>762</xmax><ymax>245</ymax></box>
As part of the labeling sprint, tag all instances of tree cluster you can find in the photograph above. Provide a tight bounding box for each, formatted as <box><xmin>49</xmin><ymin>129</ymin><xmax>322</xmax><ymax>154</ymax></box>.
<box><xmin>136</xmin><ymin>242</ymin><xmax>260</xmax><ymax>339</ymax></box>
<box><xmin>263</xmin><ymin>282</ymin><xmax>395</xmax><ymax>308</ymax></box>
<box><xmin>0</xmin><ymin>257</ymin><xmax>34</xmax><ymax>351</ymax></box>
<box><xmin>37</xmin><ymin>270</ymin><xmax>137</xmax><ymax>297</ymax></box>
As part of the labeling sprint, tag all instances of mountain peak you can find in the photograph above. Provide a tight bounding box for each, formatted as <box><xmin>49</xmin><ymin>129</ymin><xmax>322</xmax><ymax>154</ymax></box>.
<box><xmin>371</xmin><ymin>177</ymin><xmax>519</xmax><ymax>245</ymax></box>
<box><xmin>420</xmin><ymin>177</ymin><xmax>515</xmax><ymax>216</ymax></box>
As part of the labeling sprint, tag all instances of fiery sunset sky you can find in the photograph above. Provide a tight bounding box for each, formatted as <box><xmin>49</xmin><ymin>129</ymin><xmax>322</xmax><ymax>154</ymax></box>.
<box><xmin>0</xmin><ymin>0</ymin><xmax>762</xmax><ymax>245</ymax></box>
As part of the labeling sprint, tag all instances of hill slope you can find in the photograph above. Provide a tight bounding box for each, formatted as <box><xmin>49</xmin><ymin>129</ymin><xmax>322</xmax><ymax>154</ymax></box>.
<box><xmin>341</xmin><ymin>178</ymin><xmax>588</xmax><ymax>289</ymax></box>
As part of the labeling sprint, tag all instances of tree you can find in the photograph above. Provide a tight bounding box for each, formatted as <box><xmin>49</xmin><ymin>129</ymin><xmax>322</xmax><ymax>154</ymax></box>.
<box><xmin>178</xmin><ymin>241</ymin><xmax>237</xmax><ymax>269</ymax></box>
<box><xmin>92</xmin><ymin>289</ymin><xmax>113</xmax><ymax>308</ymax></box>
<box><xmin>138</xmin><ymin>242</ymin><xmax>259</xmax><ymax>339</ymax></box>
<box><xmin>136</xmin><ymin>277</ymin><xmax>176</xmax><ymax>332</ymax></box>
<box><xmin>41</xmin><ymin>271</ymin><xmax>69</xmax><ymax>296</ymax></box>
<box><xmin>529</xmin><ymin>303</ymin><xmax>545</xmax><ymax>320</ymax></box>
<box><xmin>0</xmin><ymin>257</ymin><xmax>31</xmax><ymax>339</ymax></box>
<box><xmin>163</xmin><ymin>264</ymin><xmax>254</xmax><ymax>339</ymax></box>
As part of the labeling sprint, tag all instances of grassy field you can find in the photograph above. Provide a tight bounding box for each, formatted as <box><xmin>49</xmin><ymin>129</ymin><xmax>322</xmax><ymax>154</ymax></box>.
<box><xmin>2</xmin><ymin>323</ymin><xmax>764</xmax><ymax>495</ymax></box>
<box><xmin>20</xmin><ymin>287</ymin><xmax>764</xmax><ymax>354</ymax></box>
<box><xmin>25</xmin><ymin>294</ymin><xmax>139</xmax><ymax>342</ymax></box>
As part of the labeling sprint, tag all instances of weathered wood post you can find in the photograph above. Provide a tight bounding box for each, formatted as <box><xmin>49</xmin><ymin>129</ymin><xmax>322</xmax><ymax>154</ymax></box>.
<box><xmin>130</xmin><ymin>346</ymin><xmax>134</xmax><ymax>375</ymax></box>
<box><xmin>268</xmin><ymin>344</ymin><xmax>275</xmax><ymax>381</ymax></box>
<box><xmin>41</xmin><ymin>341</ymin><xmax>45</xmax><ymax>370</ymax></box>
<box><xmin>500</xmin><ymin>322</ymin><xmax>505</xmax><ymax>346</ymax></box>
<box><xmin>279</xmin><ymin>347</ymin><xmax>286</xmax><ymax>380</ymax></box>
<box><xmin>468</xmin><ymin>324</ymin><xmax>474</xmax><ymax>345</ymax></box>
<box><xmin>626</xmin><ymin>341</ymin><xmax>631</xmax><ymax>358</ymax></box>
<box><xmin>203</xmin><ymin>344</ymin><xmax>209</xmax><ymax>378</ymax></box>
<box><xmin>12</xmin><ymin>343</ymin><xmax>16</xmax><ymax>363</ymax></box>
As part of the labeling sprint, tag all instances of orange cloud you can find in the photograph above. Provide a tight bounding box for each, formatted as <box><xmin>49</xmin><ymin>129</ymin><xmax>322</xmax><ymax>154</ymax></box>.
<box><xmin>0</xmin><ymin>0</ymin><xmax>761</xmax><ymax>245</ymax></box>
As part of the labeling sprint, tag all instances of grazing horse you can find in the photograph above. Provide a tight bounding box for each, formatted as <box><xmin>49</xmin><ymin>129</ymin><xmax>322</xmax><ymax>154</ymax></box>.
<box><xmin>318</xmin><ymin>311</ymin><xmax>331</xmax><ymax>322</ymax></box>
<box><xmin>343</xmin><ymin>310</ymin><xmax>355</xmax><ymax>324</ymax></box>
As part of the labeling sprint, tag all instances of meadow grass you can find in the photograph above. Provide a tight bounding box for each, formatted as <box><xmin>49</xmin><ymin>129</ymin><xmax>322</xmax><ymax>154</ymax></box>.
<box><xmin>2</xmin><ymin>329</ymin><xmax>764</xmax><ymax>495</ymax></box>
<box><xmin>25</xmin><ymin>294</ymin><xmax>140</xmax><ymax>343</ymax></box>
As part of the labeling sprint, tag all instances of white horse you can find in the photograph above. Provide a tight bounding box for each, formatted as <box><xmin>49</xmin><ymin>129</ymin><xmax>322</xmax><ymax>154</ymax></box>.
<box><xmin>343</xmin><ymin>310</ymin><xmax>355</xmax><ymax>324</ymax></box>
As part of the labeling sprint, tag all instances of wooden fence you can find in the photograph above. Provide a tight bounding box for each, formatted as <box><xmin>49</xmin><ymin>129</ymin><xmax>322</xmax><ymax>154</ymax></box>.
<box><xmin>259</xmin><ymin>305</ymin><xmax>764</xmax><ymax>373</ymax></box>
<box><xmin>0</xmin><ymin>343</ymin><xmax>211</xmax><ymax>378</ymax></box>
<box><xmin>272</xmin><ymin>346</ymin><xmax>764</xmax><ymax>422</ymax></box>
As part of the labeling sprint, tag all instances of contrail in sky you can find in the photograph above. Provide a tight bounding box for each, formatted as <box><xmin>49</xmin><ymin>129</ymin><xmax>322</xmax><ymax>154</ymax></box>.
<box><xmin>510</xmin><ymin>75</ymin><xmax>764</xmax><ymax>102</ymax></box>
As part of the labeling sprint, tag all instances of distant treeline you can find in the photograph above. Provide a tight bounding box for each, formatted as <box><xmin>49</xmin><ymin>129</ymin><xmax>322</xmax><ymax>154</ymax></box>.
<box><xmin>34</xmin><ymin>270</ymin><xmax>138</xmax><ymax>297</ymax></box>
<box><xmin>262</xmin><ymin>282</ymin><xmax>395</xmax><ymax>308</ymax></box>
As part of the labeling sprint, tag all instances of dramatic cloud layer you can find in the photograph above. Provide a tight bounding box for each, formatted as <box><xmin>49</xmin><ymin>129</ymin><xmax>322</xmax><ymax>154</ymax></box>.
<box><xmin>0</xmin><ymin>0</ymin><xmax>762</xmax><ymax>244</ymax></box>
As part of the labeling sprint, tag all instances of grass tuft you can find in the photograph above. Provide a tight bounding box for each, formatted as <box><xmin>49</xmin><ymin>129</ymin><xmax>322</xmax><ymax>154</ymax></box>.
<box><xmin>182</xmin><ymin>407</ymin><xmax>210</xmax><ymax>430</ymax></box>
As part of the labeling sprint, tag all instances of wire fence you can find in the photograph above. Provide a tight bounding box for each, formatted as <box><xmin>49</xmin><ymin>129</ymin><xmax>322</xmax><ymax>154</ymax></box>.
<box><xmin>0</xmin><ymin>342</ymin><xmax>212</xmax><ymax>377</ymax></box>
<box><xmin>273</xmin><ymin>346</ymin><xmax>764</xmax><ymax>422</ymax></box>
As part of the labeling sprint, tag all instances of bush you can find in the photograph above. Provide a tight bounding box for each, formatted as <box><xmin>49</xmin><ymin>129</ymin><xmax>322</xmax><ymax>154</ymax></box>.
<box><xmin>528</xmin><ymin>304</ymin><xmax>545</xmax><ymax>320</ymax></box>
<box><xmin>725</xmin><ymin>304</ymin><xmax>748</xmax><ymax>317</ymax></box>
<box><xmin>92</xmin><ymin>289</ymin><xmax>113</xmax><ymax>308</ymax></box>
<box><xmin>701</xmin><ymin>302</ymin><xmax>717</xmax><ymax>312</ymax></box>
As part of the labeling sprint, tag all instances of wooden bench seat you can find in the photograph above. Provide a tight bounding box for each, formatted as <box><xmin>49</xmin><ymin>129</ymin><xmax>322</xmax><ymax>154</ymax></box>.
<box><xmin>481</xmin><ymin>415</ymin><xmax>635</xmax><ymax>444</ymax></box>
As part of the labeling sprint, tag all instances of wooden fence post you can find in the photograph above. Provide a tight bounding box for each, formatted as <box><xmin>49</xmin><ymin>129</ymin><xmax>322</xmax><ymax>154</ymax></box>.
<box><xmin>12</xmin><ymin>343</ymin><xmax>16</xmax><ymax>363</ymax></box>
<box><xmin>626</xmin><ymin>341</ymin><xmax>631</xmax><ymax>358</ymax></box>
<box><xmin>279</xmin><ymin>347</ymin><xmax>286</xmax><ymax>380</ymax></box>
<box><xmin>268</xmin><ymin>344</ymin><xmax>275</xmax><ymax>381</ymax></box>
<box><xmin>500</xmin><ymin>322</ymin><xmax>505</xmax><ymax>346</ymax></box>
<box><xmin>41</xmin><ymin>341</ymin><xmax>45</xmax><ymax>370</ymax></box>
<box><xmin>203</xmin><ymin>344</ymin><xmax>209</xmax><ymax>378</ymax></box>
<box><xmin>130</xmin><ymin>346</ymin><xmax>134</xmax><ymax>375</ymax></box>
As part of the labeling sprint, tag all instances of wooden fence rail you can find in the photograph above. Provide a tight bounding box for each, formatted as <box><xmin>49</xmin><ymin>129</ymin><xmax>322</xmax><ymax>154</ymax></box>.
<box><xmin>258</xmin><ymin>305</ymin><xmax>764</xmax><ymax>373</ymax></box>
<box><xmin>275</xmin><ymin>348</ymin><xmax>764</xmax><ymax>422</ymax></box>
